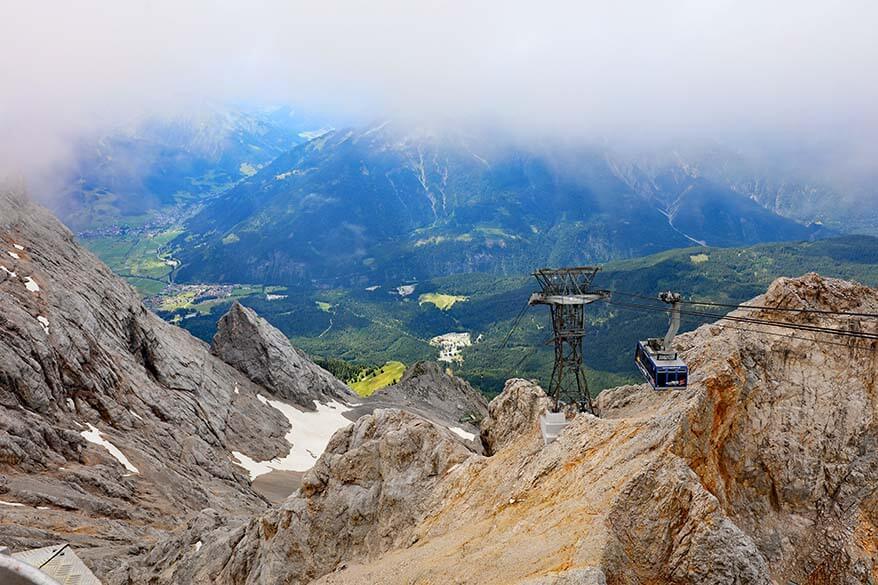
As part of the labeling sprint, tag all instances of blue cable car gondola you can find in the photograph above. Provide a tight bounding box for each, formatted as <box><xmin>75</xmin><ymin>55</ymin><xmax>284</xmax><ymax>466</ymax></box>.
<box><xmin>635</xmin><ymin>340</ymin><xmax>688</xmax><ymax>390</ymax></box>
<box><xmin>636</xmin><ymin>291</ymin><xmax>688</xmax><ymax>390</ymax></box>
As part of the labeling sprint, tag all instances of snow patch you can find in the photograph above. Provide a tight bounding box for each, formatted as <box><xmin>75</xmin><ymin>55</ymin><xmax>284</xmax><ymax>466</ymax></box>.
<box><xmin>8</xmin><ymin>251</ymin><xmax>20</xmax><ymax>259</ymax></box>
<box><xmin>365</xmin><ymin>285</ymin><xmax>380</xmax><ymax>292</ymax></box>
<box><xmin>80</xmin><ymin>423</ymin><xmax>139</xmax><ymax>473</ymax></box>
<box><xmin>0</xmin><ymin>500</ymin><xmax>24</xmax><ymax>507</ymax></box>
<box><xmin>194</xmin><ymin>540</ymin><xmax>203</xmax><ymax>552</ymax></box>
<box><xmin>361</xmin><ymin>120</ymin><xmax>390</xmax><ymax>137</ymax></box>
<box><xmin>23</xmin><ymin>276</ymin><xmax>40</xmax><ymax>292</ymax></box>
<box><xmin>129</xmin><ymin>409</ymin><xmax>143</xmax><ymax>421</ymax></box>
<box><xmin>66</xmin><ymin>398</ymin><xmax>75</xmax><ymax>411</ymax></box>
<box><xmin>234</xmin><ymin>383</ymin><xmax>240</xmax><ymax>395</ymax></box>
<box><xmin>232</xmin><ymin>396</ymin><xmax>352</xmax><ymax>480</ymax></box>
<box><xmin>36</xmin><ymin>316</ymin><xmax>50</xmax><ymax>335</ymax></box>
<box><xmin>230</xmin><ymin>451</ymin><xmax>273</xmax><ymax>479</ymax></box>
<box><xmin>298</xmin><ymin>127</ymin><xmax>333</xmax><ymax>140</ymax></box>
<box><xmin>396</xmin><ymin>284</ymin><xmax>416</xmax><ymax>297</ymax></box>
<box><xmin>450</xmin><ymin>426</ymin><xmax>476</xmax><ymax>441</ymax></box>
<box><xmin>0</xmin><ymin>265</ymin><xmax>16</xmax><ymax>278</ymax></box>
<box><xmin>13</xmin><ymin>244</ymin><xmax>24</xmax><ymax>250</ymax></box>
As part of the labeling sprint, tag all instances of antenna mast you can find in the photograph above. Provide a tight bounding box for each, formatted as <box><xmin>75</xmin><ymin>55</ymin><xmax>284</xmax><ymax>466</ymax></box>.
<box><xmin>529</xmin><ymin>266</ymin><xmax>609</xmax><ymax>415</ymax></box>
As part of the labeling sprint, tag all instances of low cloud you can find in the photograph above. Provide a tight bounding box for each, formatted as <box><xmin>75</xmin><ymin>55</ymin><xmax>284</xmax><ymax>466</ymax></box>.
<box><xmin>1</xmin><ymin>0</ymin><xmax>876</xmax><ymax>197</ymax></box>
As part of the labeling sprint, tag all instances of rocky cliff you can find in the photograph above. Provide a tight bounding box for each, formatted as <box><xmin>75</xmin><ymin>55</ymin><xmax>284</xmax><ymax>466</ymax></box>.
<box><xmin>0</xmin><ymin>190</ymin><xmax>502</xmax><ymax>581</ymax></box>
<box><xmin>114</xmin><ymin>273</ymin><xmax>877</xmax><ymax>584</ymax></box>
<box><xmin>0</xmin><ymin>190</ymin><xmax>341</xmax><ymax>561</ymax></box>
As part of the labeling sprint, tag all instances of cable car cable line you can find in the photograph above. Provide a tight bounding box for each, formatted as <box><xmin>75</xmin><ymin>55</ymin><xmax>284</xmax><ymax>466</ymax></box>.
<box><xmin>607</xmin><ymin>290</ymin><xmax>878</xmax><ymax>319</ymax></box>
<box><xmin>499</xmin><ymin>299</ymin><xmax>531</xmax><ymax>350</ymax></box>
<box><xmin>608</xmin><ymin>299</ymin><xmax>878</xmax><ymax>341</ymax></box>
<box><xmin>608</xmin><ymin>302</ymin><xmax>876</xmax><ymax>351</ymax></box>
<box><xmin>605</xmin><ymin>299</ymin><xmax>878</xmax><ymax>342</ymax></box>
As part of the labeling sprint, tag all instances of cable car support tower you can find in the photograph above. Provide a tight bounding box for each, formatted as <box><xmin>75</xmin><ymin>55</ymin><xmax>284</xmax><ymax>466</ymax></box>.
<box><xmin>529</xmin><ymin>267</ymin><xmax>610</xmax><ymax>420</ymax></box>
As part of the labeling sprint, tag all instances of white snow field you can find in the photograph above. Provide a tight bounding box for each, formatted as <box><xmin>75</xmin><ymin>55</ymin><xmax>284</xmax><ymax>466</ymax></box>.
<box><xmin>232</xmin><ymin>396</ymin><xmax>353</xmax><ymax>480</ymax></box>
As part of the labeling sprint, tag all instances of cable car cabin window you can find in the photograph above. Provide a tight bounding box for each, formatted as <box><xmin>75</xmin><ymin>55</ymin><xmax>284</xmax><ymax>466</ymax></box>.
<box><xmin>656</xmin><ymin>370</ymin><xmax>668</xmax><ymax>387</ymax></box>
<box><xmin>635</xmin><ymin>342</ymin><xmax>657</xmax><ymax>382</ymax></box>
<box><xmin>656</xmin><ymin>367</ymin><xmax>687</xmax><ymax>388</ymax></box>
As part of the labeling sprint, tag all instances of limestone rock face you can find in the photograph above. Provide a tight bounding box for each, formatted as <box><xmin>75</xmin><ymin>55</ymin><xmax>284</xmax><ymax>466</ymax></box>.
<box><xmin>107</xmin><ymin>408</ymin><xmax>475</xmax><ymax>585</ymax></box>
<box><xmin>672</xmin><ymin>273</ymin><xmax>878</xmax><ymax>583</ymax></box>
<box><xmin>362</xmin><ymin>361</ymin><xmax>488</xmax><ymax>447</ymax></box>
<box><xmin>0</xmin><ymin>190</ymin><xmax>291</xmax><ymax>554</ymax></box>
<box><xmin>480</xmin><ymin>377</ymin><xmax>551</xmax><ymax>454</ymax></box>
<box><xmin>211</xmin><ymin>301</ymin><xmax>354</xmax><ymax>409</ymax></box>
<box><xmin>606</xmin><ymin>456</ymin><xmax>772</xmax><ymax>584</ymax></box>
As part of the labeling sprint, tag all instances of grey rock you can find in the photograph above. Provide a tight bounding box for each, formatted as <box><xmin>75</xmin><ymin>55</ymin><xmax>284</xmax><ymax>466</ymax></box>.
<box><xmin>211</xmin><ymin>302</ymin><xmax>354</xmax><ymax>409</ymax></box>
<box><xmin>357</xmin><ymin>361</ymin><xmax>488</xmax><ymax>451</ymax></box>
<box><xmin>0</xmin><ymin>189</ymin><xmax>291</xmax><ymax>555</ymax></box>
<box><xmin>106</xmin><ymin>408</ymin><xmax>475</xmax><ymax>585</ymax></box>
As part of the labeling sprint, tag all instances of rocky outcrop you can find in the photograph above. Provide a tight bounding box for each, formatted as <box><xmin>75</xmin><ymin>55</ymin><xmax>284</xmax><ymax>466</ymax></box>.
<box><xmin>671</xmin><ymin>273</ymin><xmax>878</xmax><ymax>583</ymax></box>
<box><xmin>480</xmin><ymin>377</ymin><xmax>550</xmax><ymax>454</ymax></box>
<box><xmin>295</xmin><ymin>274</ymin><xmax>877</xmax><ymax>585</ymax></box>
<box><xmin>361</xmin><ymin>361</ymin><xmax>488</xmax><ymax>448</ymax></box>
<box><xmin>211</xmin><ymin>301</ymin><xmax>354</xmax><ymax>409</ymax></box>
<box><xmin>606</xmin><ymin>456</ymin><xmax>771</xmax><ymax>583</ymax></box>
<box><xmin>0</xmin><ymin>190</ymin><xmax>292</xmax><ymax>554</ymax></box>
<box><xmin>107</xmin><ymin>408</ymin><xmax>474</xmax><ymax>584</ymax></box>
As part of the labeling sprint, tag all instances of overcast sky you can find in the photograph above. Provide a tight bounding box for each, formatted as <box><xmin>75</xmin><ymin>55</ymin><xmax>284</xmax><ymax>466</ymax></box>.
<box><xmin>1</xmin><ymin>0</ymin><xmax>876</xmax><ymax>192</ymax></box>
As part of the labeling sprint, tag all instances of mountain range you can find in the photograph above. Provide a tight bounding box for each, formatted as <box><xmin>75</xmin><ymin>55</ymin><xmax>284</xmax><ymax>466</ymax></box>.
<box><xmin>172</xmin><ymin>124</ymin><xmax>829</xmax><ymax>286</ymax></box>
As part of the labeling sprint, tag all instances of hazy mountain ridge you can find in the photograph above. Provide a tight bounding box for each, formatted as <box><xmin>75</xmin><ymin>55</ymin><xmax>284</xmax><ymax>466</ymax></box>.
<box><xmin>55</xmin><ymin>105</ymin><xmax>324</xmax><ymax>230</ymax></box>
<box><xmin>172</xmin><ymin>123</ymin><xmax>821</xmax><ymax>286</ymax></box>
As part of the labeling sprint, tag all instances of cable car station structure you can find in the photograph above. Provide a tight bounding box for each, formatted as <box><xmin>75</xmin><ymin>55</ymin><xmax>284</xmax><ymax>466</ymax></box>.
<box><xmin>529</xmin><ymin>266</ymin><xmax>609</xmax><ymax>416</ymax></box>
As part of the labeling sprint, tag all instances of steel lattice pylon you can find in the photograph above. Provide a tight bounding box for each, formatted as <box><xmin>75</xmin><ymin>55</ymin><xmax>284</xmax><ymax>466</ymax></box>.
<box><xmin>529</xmin><ymin>266</ymin><xmax>609</xmax><ymax>414</ymax></box>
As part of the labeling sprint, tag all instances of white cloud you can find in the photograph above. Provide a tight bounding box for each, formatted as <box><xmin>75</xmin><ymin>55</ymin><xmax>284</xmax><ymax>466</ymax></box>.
<box><xmin>0</xmin><ymin>0</ymin><xmax>876</xmax><ymax>193</ymax></box>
